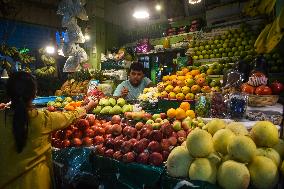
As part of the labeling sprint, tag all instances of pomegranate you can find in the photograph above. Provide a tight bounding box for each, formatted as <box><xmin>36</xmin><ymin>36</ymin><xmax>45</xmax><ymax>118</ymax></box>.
<box><xmin>255</xmin><ymin>85</ymin><xmax>272</xmax><ymax>95</ymax></box>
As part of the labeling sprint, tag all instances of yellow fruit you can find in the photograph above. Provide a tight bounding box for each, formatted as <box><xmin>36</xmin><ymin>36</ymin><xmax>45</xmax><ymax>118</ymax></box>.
<box><xmin>175</xmin><ymin>108</ymin><xmax>186</xmax><ymax>120</ymax></box>
<box><xmin>190</xmin><ymin>70</ymin><xmax>200</xmax><ymax>76</ymax></box>
<box><xmin>186</xmin><ymin>110</ymin><xmax>195</xmax><ymax>119</ymax></box>
<box><xmin>167</xmin><ymin>108</ymin><xmax>177</xmax><ymax>119</ymax></box>
<box><xmin>165</xmin><ymin>85</ymin><xmax>174</xmax><ymax>93</ymax></box>
<box><xmin>162</xmin><ymin>75</ymin><xmax>170</xmax><ymax>81</ymax></box>
<box><xmin>180</xmin><ymin>102</ymin><xmax>190</xmax><ymax>111</ymax></box>
<box><xmin>182</xmin><ymin>68</ymin><xmax>189</xmax><ymax>75</ymax></box>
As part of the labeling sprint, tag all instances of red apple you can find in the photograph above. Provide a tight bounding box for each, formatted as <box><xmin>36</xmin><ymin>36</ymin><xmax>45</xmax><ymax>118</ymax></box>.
<box><xmin>177</xmin><ymin>130</ymin><xmax>187</xmax><ymax>138</ymax></box>
<box><xmin>122</xmin><ymin>152</ymin><xmax>135</xmax><ymax>163</ymax></box>
<box><xmin>105</xmin><ymin>138</ymin><xmax>115</xmax><ymax>149</ymax></box>
<box><xmin>64</xmin><ymin>129</ymin><xmax>73</xmax><ymax>139</ymax></box>
<box><xmin>149</xmin><ymin>152</ymin><xmax>163</xmax><ymax>166</ymax></box>
<box><xmin>82</xmin><ymin>137</ymin><xmax>93</xmax><ymax>146</ymax></box>
<box><xmin>84</xmin><ymin>128</ymin><xmax>95</xmax><ymax>138</ymax></box>
<box><xmin>114</xmin><ymin>139</ymin><xmax>124</xmax><ymax>151</ymax></box>
<box><xmin>86</xmin><ymin>114</ymin><xmax>96</xmax><ymax>125</ymax></box>
<box><xmin>47</xmin><ymin>106</ymin><xmax>56</xmax><ymax>112</ymax></box>
<box><xmin>168</xmin><ymin>136</ymin><xmax>177</xmax><ymax>146</ymax></box>
<box><xmin>93</xmin><ymin>136</ymin><xmax>104</xmax><ymax>145</ymax></box>
<box><xmin>124</xmin><ymin>112</ymin><xmax>133</xmax><ymax>119</ymax></box>
<box><xmin>105</xmin><ymin>134</ymin><xmax>113</xmax><ymax>139</ymax></box>
<box><xmin>128</xmin><ymin>138</ymin><xmax>138</xmax><ymax>145</ymax></box>
<box><xmin>125</xmin><ymin>127</ymin><xmax>138</xmax><ymax>139</ymax></box>
<box><xmin>143</xmin><ymin>113</ymin><xmax>152</xmax><ymax>121</ymax></box>
<box><xmin>104</xmin><ymin>125</ymin><xmax>112</xmax><ymax>134</ymax></box>
<box><xmin>55</xmin><ymin>130</ymin><xmax>65</xmax><ymax>140</ymax></box>
<box><xmin>76</xmin><ymin>119</ymin><xmax>90</xmax><ymax>130</ymax></box>
<box><xmin>161</xmin><ymin>122</ymin><xmax>173</xmax><ymax>138</ymax></box>
<box><xmin>148</xmin><ymin>141</ymin><xmax>161</xmax><ymax>152</ymax></box>
<box><xmin>160</xmin><ymin>113</ymin><xmax>167</xmax><ymax>119</ymax></box>
<box><xmin>140</xmin><ymin>138</ymin><xmax>150</xmax><ymax>148</ymax></box>
<box><xmin>113</xmin><ymin>151</ymin><xmax>123</xmax><ymax>160</ymax></box>
<box><xmin>62</xmin><ymin>139</ymin><xmax>71</xmax><ymax>148</ymax></box>
<box><xmin>149</xmin><ymin>130</ymin><xmax>163</xmax><ymax>142</ymax></box>
<box><xmin>110</xmin><ymin>124</ymin><xmax>122</xmax><ymax>136</ymax></box>
<box><xmin>95</xmin><ymin>144</ymin><xmax>105</xmax><ymax>155</ymax></box>
<box><xmin>133</xmin><ymin>140</ymin><xmax>146</xmax><ymax>154</ymax></box>
<box><xmin>161</xmin><ymin>139</ymin><xmax>171</xmax><ymax>151</ymax></box>
<box><xmin>270</xmin><ymin>80</ymin><xmax>284</xmax><ymax>94</ymax></box>
<box><xmin>140</xmin><ymin>127</ymin><xmax>151</xmax><ymax>138</ymax></box>
<box><xmin>135</xmin><ymin>122</ymin><xmax>144</xmax><ymax>130</ymax></box>
<box><xmin>121</xmin><ymin>141</ymin><xmax>133</xmax><ymax>153</ymax></box>
<box><xmin>72</xmin><ymin>138</ymin><xmax>82</xmax><ymax>147</ymax></box>
<box><xmin>136</xmin><ymin>152</ymin><xmax>149</xmax><ymax>164</ymax></box>
<box><xmin>111</xmin><ymin>115</ymin><xmax>121</xmax><ymax>124</ymax></box>
<box><xmin>105</xmin><ymin>149</ymin><xmax>114</xmax><ymax>158</ymax></box>
<box><xmin>73</xmin><ymin>129</ymin><xmax>83</xmax><ymax>139</ymax></box>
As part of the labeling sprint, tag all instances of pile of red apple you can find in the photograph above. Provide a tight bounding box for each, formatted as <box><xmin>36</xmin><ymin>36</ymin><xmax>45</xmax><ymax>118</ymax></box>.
<box><xmin>51</xmin><ymin>112</ymin><xmax>191</xmax><ymax>166</ymax></box>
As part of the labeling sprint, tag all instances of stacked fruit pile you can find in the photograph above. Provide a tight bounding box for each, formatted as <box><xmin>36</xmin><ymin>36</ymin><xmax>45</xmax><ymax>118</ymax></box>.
<box><xmin>92</xmin><ymin>97</ymin><xmax>133</xmax><ymax>115</ymax></box>
<box><xmin>190</xmin><ymin>24</ymin><xmax>258</xmax><ymax>61</ymax></box>
<box><xmin>47</xmin><ymin>97</ymin><xmax>82</xmax><ymax>111</ymax></box>
<box><xmin>55</xmin><ymin>79</ymin><xmax>90</xmax><ymax>96</ymax></box>
<box><xmin>167</xmin><ymin>119</ymin><xmax>284</xmax><ymax>189</ymax></box>
<box><xmin>158</xmin><ymin>68</ymin><xmax>221</xmax><ymax>101</ymax></box>
<box><xmin>51</xmin><ymin>111</ymin><xmax>194</xmax><ymax>166</ymax></box>
<box><xmin>264</xmin><ymin>53</ymin><xmax>284</xmax><ymax>73</ymax></box>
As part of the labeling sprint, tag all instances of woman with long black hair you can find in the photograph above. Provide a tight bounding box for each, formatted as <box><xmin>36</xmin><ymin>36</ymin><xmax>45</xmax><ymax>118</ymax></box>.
<box><xmin>0</xmin><ymin>72</ymin><xmax>97</xmax><ymax>189</ymax></box>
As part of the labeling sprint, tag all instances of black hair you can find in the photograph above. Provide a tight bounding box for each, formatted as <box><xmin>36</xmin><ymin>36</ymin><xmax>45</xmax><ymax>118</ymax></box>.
<box><xmin>6</xmin><ymin>72</ymin><xmax>37</xmax><ymax>153</ymax></box>
<box><xmin>130</xmin><ymin>62</ymin><xmax>144</xmax><ymax>73</ymax></box>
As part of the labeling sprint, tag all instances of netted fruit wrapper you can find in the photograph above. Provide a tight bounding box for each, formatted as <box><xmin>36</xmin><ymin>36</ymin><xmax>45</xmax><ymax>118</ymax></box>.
<box><xmin>63</xmin><ymin>56</ymin><xmax>80</xmax><ymax>72</ymax></box>
<box><xmin>247</xmin><ymin>76</ymin><xmax>268</xmax><ymax>87</ymax></box>
<box><xmin>66</xmin><ymin>21</ymin><xmax>85</xmax><ymax>43</ymax></box>
<box><xmin>57</xmin><ymin>0</ymin><xmax>88</xmax><ymax>21</ymax></box>
<box><xmin>63</xmin><ymin>43</ymin><xmax>80</xmax><ymax>57</ymax></box>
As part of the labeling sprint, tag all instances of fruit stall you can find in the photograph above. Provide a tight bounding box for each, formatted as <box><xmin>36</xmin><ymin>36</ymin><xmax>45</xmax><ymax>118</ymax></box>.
<box><xmin>35</xmin><ymin>5</ymin><xmax>284</xmax><ymax>189</ymax></box>
<box><xmin>1</xmin><ymin>0</ymin><xmax>284</xmax><ymax>189</ymax></box>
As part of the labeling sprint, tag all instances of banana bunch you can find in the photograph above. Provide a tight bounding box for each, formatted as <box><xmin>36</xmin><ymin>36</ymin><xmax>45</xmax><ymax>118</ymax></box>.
<box><xmin>0</xmin><ymin>45</ymin><xmax>15</xmax><ymax>56</ymax></box>
<box><xmin>254</xmin><ymin>7</ymin><xmax>284</xmax><ymax>54</ymax></box>
<box><xmin>19</xmin><ymin>54</ymin><xmax>35</xmax><ymax>64</ymax></box>
<box><xmin>34</xmin><ymin>66</ymin><xmax>56</xmax><ymax>77</ymax></box>
<box><xmin>41</xmin><ymin>54</ymin><xmax>56</xmax><ymax>65</ymax></box>
<box><xmin>0</xmin><ymin>60</ymin><xmax>11</xmax><ymax>69</ymax></box>
<box><xmin>243</xmin><ymin>0</ymin><xmax>276</xmax><ymax>17</ymax></box>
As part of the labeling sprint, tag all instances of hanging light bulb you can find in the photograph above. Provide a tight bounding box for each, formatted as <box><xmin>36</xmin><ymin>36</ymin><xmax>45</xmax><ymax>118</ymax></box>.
<box><xmin>188</xmin><ymin>0</ymin><xmax>202</xmax><ymax>4</ymax></box>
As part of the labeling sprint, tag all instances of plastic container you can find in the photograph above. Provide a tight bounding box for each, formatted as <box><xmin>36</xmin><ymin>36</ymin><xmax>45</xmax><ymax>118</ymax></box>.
<box><xmin>195</xmin><ymin>93</ymin><xmax>211</xmax><ymax>118</ymax></box>
<box><xmin>227</xmin><ymin>92</ymin><xmax>247</xmax><ymax>120</ymax></box>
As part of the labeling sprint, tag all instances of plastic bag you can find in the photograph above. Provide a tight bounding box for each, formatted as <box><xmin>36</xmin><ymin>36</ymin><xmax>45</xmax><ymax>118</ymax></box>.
<box><xmin>74</xmin><ymin>46</ymin><xmax>88</xmax><ymax>63</ymax></box>
<box><xmin>66</xmin><ymin>21</ymin><xmax>85</xmax><ymax>43</ymax></box>
<box><xmin>63</xmin><ymin>43</ymin><xmax>80</xmax><ymax>57</ymax></box>
<box><xmin>73</xmin><ymin>0</ymin><xmax>88</xmax><ymax>20</ymax></box>
<box><xmin>57</xmin><ymin>0</ymin><xmax>73</xmax><ymax>15</ymax></box>
<box><xmin>63</xmin><ymin>56</ymin><xmax>80</xmax><ymax>72</ymax></box>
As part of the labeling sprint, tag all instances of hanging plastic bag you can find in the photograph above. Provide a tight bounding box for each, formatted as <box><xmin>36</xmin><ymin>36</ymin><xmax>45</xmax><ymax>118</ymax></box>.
<box><xmin>66</xmin><ymin>21</ymin><xmax>85</xmax><ymax>43</ymax></box>
<box><xmin>63</xmin><ymin>56</ymin><xmax>80</xmax><ymax>72</ymax></box>
<box><xmin>72</xmin><ymin>0</ymin><xmax>88</xmax><ymax>20</ymax></box>
<box><xmin>57</xmin><ymin>0</ymin><xmax>73</xmax><ymax>15</ymax></box>
<box><xmin>74</xmin><ymin>46</ymin><xmax>88</xmax><ymax>64</ymax></box>
<box><xmin>63</xmin><ymin>43</ymin><xmax>79</xmax><ymax>57</ymax></box>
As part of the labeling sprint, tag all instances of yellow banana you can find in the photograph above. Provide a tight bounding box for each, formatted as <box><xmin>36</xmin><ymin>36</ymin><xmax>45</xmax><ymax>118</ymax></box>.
<box><xmin>265</xmin><ymin>16</ymin><xmax>283</xmax><ymax>53</ymax></box>
<box><xmin>254</xmin><ymin>23</ymin><xmax>272</xmax><ymax>54</ymax></box>
<box><xmin>264</xmin><ymin>0</ymin><xmax>276</xmax><ymax>15</ymax></box>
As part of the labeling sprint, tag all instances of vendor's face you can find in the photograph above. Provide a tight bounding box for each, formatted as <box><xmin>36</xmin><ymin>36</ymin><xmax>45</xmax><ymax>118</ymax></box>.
<box><xmin>129</xmin><ymin>70</ymin><xmax>144</xmax><ymax>87</ymax></box>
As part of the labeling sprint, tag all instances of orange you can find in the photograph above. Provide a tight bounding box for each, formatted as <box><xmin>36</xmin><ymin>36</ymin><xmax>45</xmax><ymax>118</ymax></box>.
<box><xmin>186</xmin><ymin>110</ymin><xmax>195</xmax><ymax>119</ymax></box>
<box><xmin>182</xmin><ymin>68</ymin><xmax>189</xmax><ymax>75</ymax></box>
<box><xmin>75</xmin><ymin>101</ymin><xmax>82</xmax><ymax>107</ymax></box>
<box><xmin>180</xmin><ymin>102</ymin><xmax>191</xmax><ymax>111</ymax></box>
<box><xmin>69</xmin><ymin>101</ymin><xmax>76</xmax><ymax>107</ymax></box>
<box><xmin>167</xmin><ymin>108</ymin><xmax>177</xmax><ymax>119</ymax></box>
<box><xmin>175</xmin><ymin>108</ymin><xmax>186</xmax><ymax>120</ymax></box>
<box><xmin>64</xmin><ymin>105</ymin><xmax>75</xmax><ymax>111</ymax></box>
<box><xmin>190</xmin><ymin>70</ymin><xmax>200</xmax><ymax>76</ymax></box>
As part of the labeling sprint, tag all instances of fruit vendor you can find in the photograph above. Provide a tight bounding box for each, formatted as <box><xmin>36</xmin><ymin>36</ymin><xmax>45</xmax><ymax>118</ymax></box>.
<box><xmin>113</xmin><ymin>62</ymin><xmax>152</xmax><ymax>100</ymax></box>
<box><xmin>0</xmin><ymin>72</ymin><xmax>97</xmax><ymax>189</ymax></box>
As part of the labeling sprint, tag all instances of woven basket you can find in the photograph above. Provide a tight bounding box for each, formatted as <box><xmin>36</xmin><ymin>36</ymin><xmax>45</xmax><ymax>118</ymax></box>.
<box><xmin>248</xmin><ymin>95</ymin><xmax>279</xmax><ymax>107</ymax></box>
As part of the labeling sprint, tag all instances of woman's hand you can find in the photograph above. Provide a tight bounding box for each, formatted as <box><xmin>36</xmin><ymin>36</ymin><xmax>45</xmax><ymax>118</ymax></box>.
<box><xmin>83</xmin><ymin>98</ymin><xmax>98</xmax><ymax>112</ymax></box>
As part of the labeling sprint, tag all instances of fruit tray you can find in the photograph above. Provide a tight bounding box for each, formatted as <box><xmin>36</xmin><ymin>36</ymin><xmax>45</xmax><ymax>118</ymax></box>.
<box><xmin>248</xmin><ymin>95</ymin><xmax>279</xmax><ymax>107</ymax></box>
<box><xmin>32</xmin><ymin>96</ymin><xmax>62</xmax><ymax>106</ymax></box>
